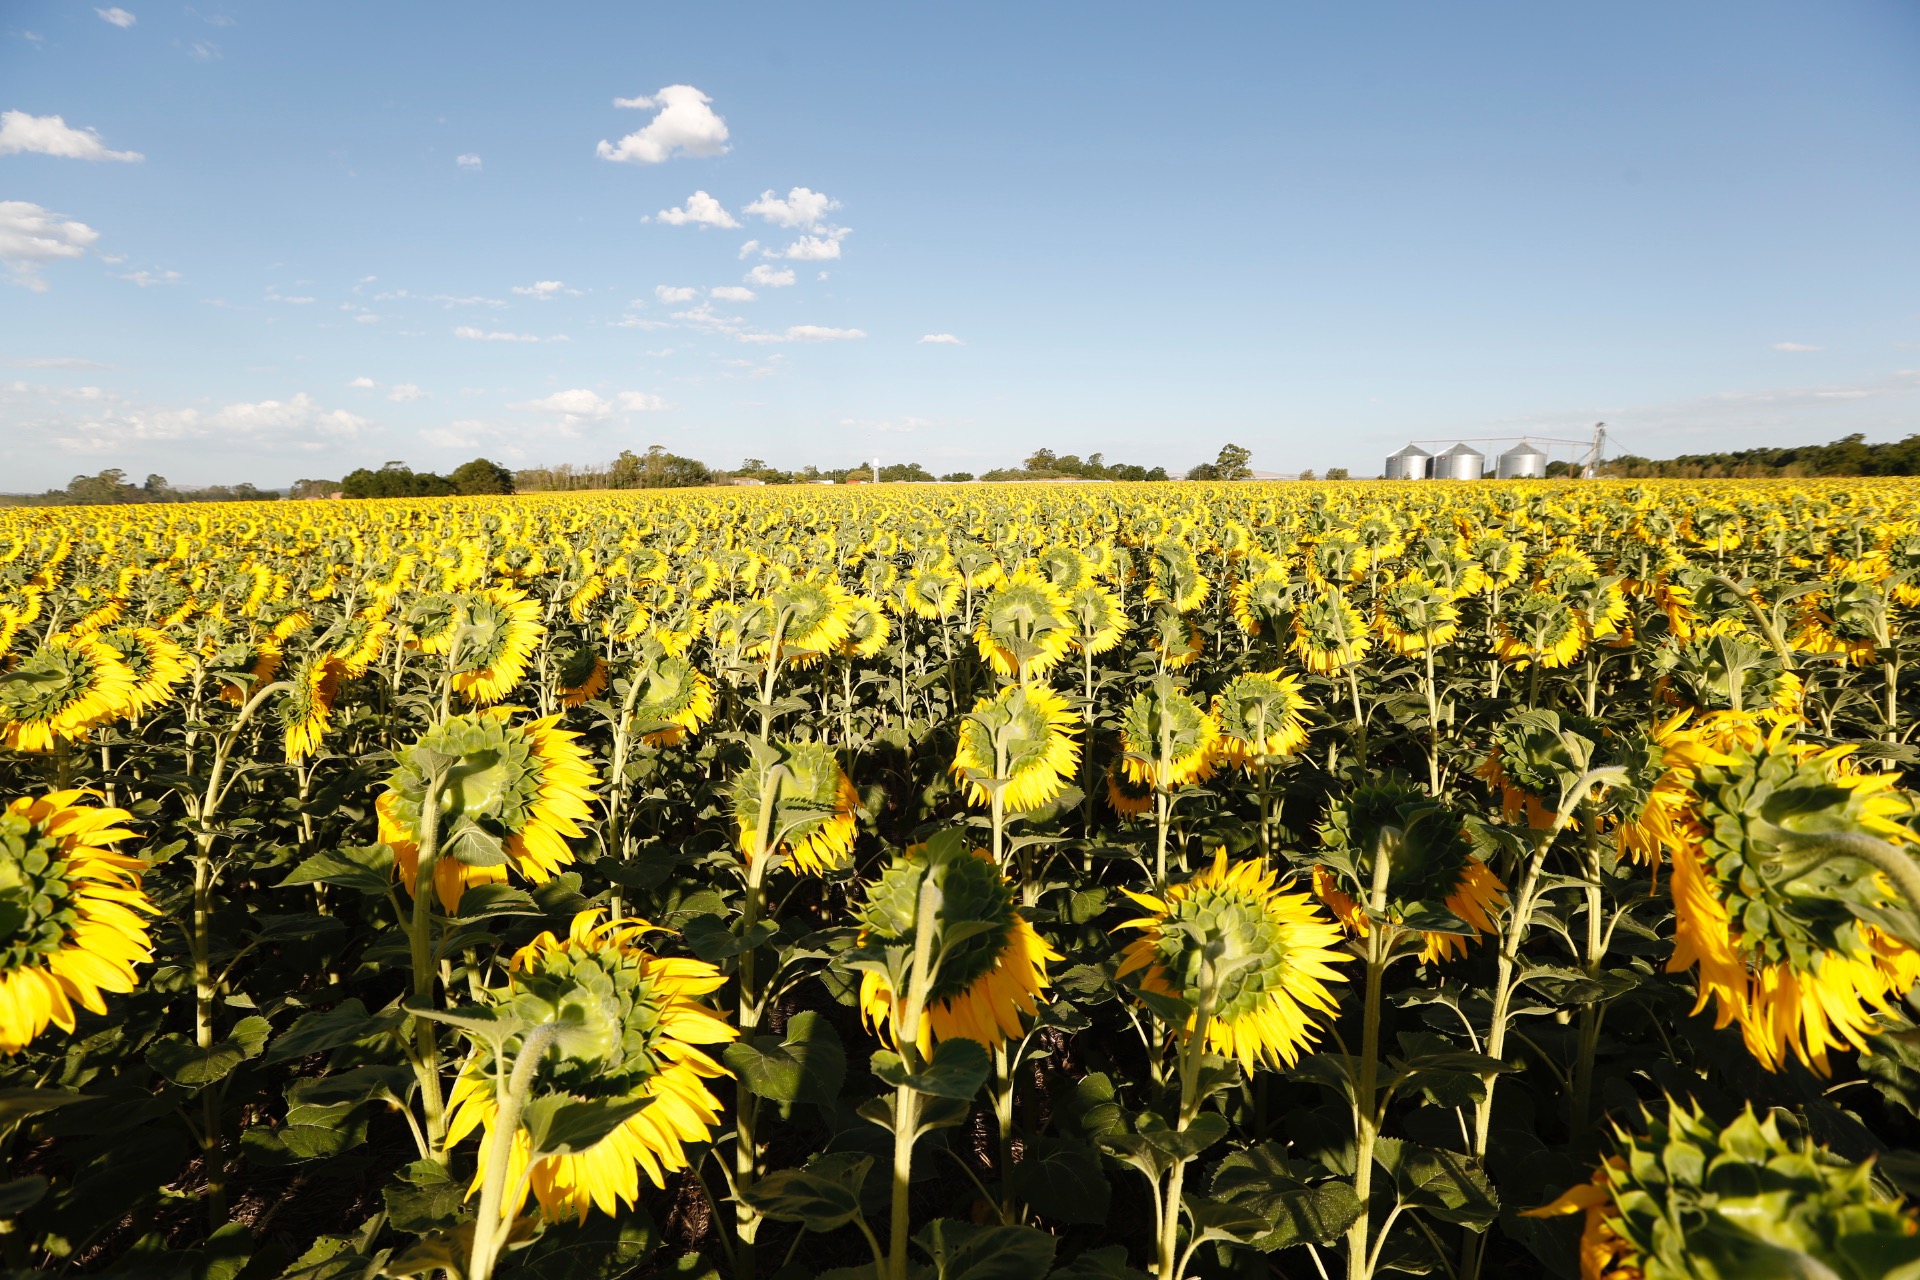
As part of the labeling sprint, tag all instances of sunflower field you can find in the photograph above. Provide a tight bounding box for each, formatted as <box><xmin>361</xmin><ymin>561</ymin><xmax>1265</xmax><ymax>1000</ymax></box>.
<box><xmin>4</xmin><ymin>480</ymin><xmax>1920</xmax><ymax>1280</ymax></box>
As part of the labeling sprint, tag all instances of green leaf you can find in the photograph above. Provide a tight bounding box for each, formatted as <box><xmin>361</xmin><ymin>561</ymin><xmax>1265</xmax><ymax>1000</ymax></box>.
<box><xmin>263</xmin><ymin>1000</ymin><xmax>404</xmax><ymax>1065</ymax></box>
<box><xmin>722</xmin><ymin>1010</ymin><xmax>846</xmax><ymax>1107</ymax></box>
<box><xmin>1379</xmin><ymin>1139</ymin><xmax>1500</xmax><ymax>1229</ymax></box>
<box><xmin>146</xmin><ymin>1034</ymin><xmax>247</xmax><ymax>1087</ymax></box>
<box><xmin>0</xmin><ymin>1088</ymin><xmax>88</xmax><ymax>1124</ymax></box>
<box><xmin>1139</xmin><ymin>1111</ymin><xmax>1229</xmax><ymax>1162</ymax></box>
<box><xmin>0</xmin><ymin>1175</ymin><xmax>47</xmax><ymax>1217</ymax></box>
<box><xmin>739</xmin><ymin>1155</ymin><xmax>872</xmax><ymax>1231</ymax></box>
<box><xmin>1212</xmin><ymin>1143</ymin><xmax>1361</xmax><ymax>1251</ymax></box>
<box><xmin>452</xmin><ymin>883</ymin><xmax>542</xmax><ymax>919</ymax></box>
<box><xmin>274</xmin><ymin>844</ymin><xmax>394</xmax><ymax>895</ymax></box>
<box><xmin>286</xmin><ymin>1065</ymin><xmax>414</xmax><ymax>1108</ymax></box>
<box><xmin>683</xmin><ymin>912</ymin><xmax>780</xmax><ymax>962</ymax></box>
<box><xmin>871</xmin><ymin>1038</ymin><xmax>990</xmax><ymax>1100</ymax></box>
<box><xmin>1180</xmin><ymin>1193</ymin><xmax>1273</xmax><ymax>1245</ymax></box>
<box><xmin>1009</xmin><ymin>1137</ymin><xmax>1109</xmax><ymax>1225</ymax></box>
<box><xmin>912</xmin><ymin>1219</ymin><xmax>1058</xmax><ymax>1280</ymax></box>
<box><xmin>1046</xmin><ymin>1245</ymin><xmax>1150</xmax><ymax>1280</ymax></box>
<box><xmin>523</xmin><ymin>1095</ymin><xmax>654</xmax><ymax>1155</ymax></box>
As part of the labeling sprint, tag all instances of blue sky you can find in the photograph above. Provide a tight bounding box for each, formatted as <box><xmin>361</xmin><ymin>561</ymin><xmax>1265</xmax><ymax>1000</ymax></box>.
<box><xmin>2</xmin><ymin>1</ymin><xmax>1918</xmax><ymax>489</ymax></box>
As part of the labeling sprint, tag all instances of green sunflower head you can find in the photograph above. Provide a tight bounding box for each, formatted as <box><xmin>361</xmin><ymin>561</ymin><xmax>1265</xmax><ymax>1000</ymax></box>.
<box><xmin>502</xmin><ymin>930</ymin><xmax>676</xmax><ymax>1097</ymax></box>
<box><xmin>386</xmin><ymin>713</ymin><xmax>541</xmax><ymax>847</ymax></box>
<box><xmin>1595</xmin><ymin>1099</ymin><xmax>1920</xmax><ymax>1280</ymax></box>
<box><xmin>856</xmin><ymin>833</ymin><xmax>1016</xmax><ymax>1003</ymax></box>
<box><xmin>1317</xmin><ymin>780</ymin><xmax>1474</xmax><ymax>911</ymax></box>
<box><xmin>0</xmin><ymin>809</ymin><xmax>80</xmax><ymax>971</ymax></box>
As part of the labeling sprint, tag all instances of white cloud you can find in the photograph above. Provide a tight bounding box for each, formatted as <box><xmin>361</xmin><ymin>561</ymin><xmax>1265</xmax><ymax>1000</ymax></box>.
<box><xmin>654</xmin><ymin>190</ymin><xmax>740</xmax><ymax>228</ymax></box>
<box><xmin>671</xmin><ymin>302</ymin><xmax>743</xmax><ymax>333</ymax></box>
<box><xmin>388</xmin><ymin>383</ymin><xmax>425</xmax><ymax>402</ymax></box>
<box><xmin>710</xmin><ymin>285</ymin><xmax>755</xmax><ymax>302</ymax></box>
<box><xmin>597</xmin><ymin>85</ymin><xmax>729</xmax><ymax>164</ymax></box>
<box><xmin>0</xmin><ymin>111</ymin><xmax>143</xmax><ymax>162</ymax></box>
<box><xmin>265</xmin><ymin>289</ymin><xmax>312</xmax><ymax>303</ymax></box>
<box><xmin>354</xmin><ymin>314</ymin><xmax>380</xmax><ymax>325</ymax></box>
<box><xmin>738</xmin><ymin>325</ymin><xmax>867</xmax><ymax>345</ymax></box>
<box><xmin>348</xmin><ymin>376</ymin><xmax>376</xmax><ymax>388</ymax></box>
<box><xmin>373</xmin><ymin>289</ymin><xmax>506</xmax><ymax>308</ymax></box>
<box><xmin>511</xmin><ymin>279</ymin><xmax>576</xmax><ymax>298</ymax></box>
<box><xmin>655</xmin><ymin>285</ymin><xmax>698</xmax><ymax>303</ymax></box>
<box><xmin>119</xmin><ymin>269</ymin><xmax>182</xmax><ymax>288</ymax></box>
<box><xmin>454</xmin><ymin>326</ymin><xmax>547</xmax><ymax>343</ymax></box>
<box><xmin>514</xmin><ymin>388</ymin><xmax>671</xmax><ymax>420</ymax></box>
<box><xmin>738</xmin><ymin>239</ymin><xmax>761</xmax><ymax>259</ymax></box>
<box><xmin>1774</xmin><ymin>342</ymin><xmax>1823</xmax><ymax>353</ymax></box>
<box><xmin>775</xmin><ymin>230</ymin><xmax>850</xmax><ymax>261</ymax></box>
<box><xmin>456</xmin><ymin>153</ymin><xmax>482</xmax><ymax>170</ymax></box>
<box><xmin>11</xmin><ymin>357</ymin><xmax>107</xmax><ymax>369</ymax></box>
<box><xmin>744</xmin><ymin>187</ymin><xmax>840</xmax><ymax>229</ymax></box>
<box><xmin>0</xmin><ymin>201</ymin><xmax>101</xmax><ymax>291</ymax></box>
<box><xmin>97</xmin><ymin>7</ymin><xmax>137</xmax><ymax>26</ymax></box>
<box><xmin>47</xmin><ymin>391</ymin><xmax>370</xmax><ymax>456</ymax></box>
<box><xmin>918</xmin><ymin>333</ymin><xmax>963</xmax><ymax>345</ymax></box>
<box><xmin>746</xmin><ymin>264</ymin><xmax>796</xmax><ymax>288</ymax></box>
<box><xmin>186</xmin><ymin>40</ymin><xmax>220</xmax><ymax>61</ymax></box>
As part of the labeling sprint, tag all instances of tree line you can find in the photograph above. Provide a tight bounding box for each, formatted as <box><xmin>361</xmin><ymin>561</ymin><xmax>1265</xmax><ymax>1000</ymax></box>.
<box><xmin>1599</xmin><ymin>433</ymin><xmax>1920</xmax><ymax>479</ymax></box>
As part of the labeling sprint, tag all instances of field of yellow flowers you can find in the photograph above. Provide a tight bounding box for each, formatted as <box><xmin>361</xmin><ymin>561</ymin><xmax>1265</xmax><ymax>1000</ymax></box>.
<box><xmin>2</xmin><ymin>480</ymin><xmax>1920</xmax><ymax>1280</ymax></box>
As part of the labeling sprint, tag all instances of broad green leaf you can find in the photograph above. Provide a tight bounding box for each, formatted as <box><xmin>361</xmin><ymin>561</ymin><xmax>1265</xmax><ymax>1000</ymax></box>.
<box><xmin>264</xmin><ymin>1000</ymin><xmax>404</xmax><ymax>1065</ymax></box>
<box><xmin>722</xmin><ymin>1010</ymin><xmax>846</xmax><ymax>1107</ymax></box>
<box><xmin>1009</xmin><ymin>1137</ymin><xmax>1109</xmax><ymax>1225</ymax></box>
<box><xmin>274</xmin><ymin>844</ymin><xmax>395</xmax><ymax>896</ymax></box>
<box><xmin>912</xmin><ymin>1218</ymin><xmax>1057</xmax><ymax>1280</ymax></box>
<box><xmin>739</xmin><ymin>1156</ymin><xmax>871</xmax><ymax>1231</ymax></box>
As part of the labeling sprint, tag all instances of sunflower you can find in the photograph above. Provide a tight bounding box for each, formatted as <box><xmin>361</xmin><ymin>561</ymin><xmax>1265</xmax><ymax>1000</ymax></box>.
<box><xmin>1209</xmin><ymin>671</ymin><xmax>1310</xmax><ymax>769</ymax></box>
<box><xmin>766</xmin><ymin>579</ymin><xmax>856</xmax><ymax>665</ymax></box>
<box><xmin>903</xmin><ymin>566</ymin><xmax>962</xmax><ymax>620</ymax></box>
<box><xmin>444</xmin><ymin>910</ymin><xmax>735</xmax><ymax>1223</ymax></box>
<box><xmin>329</xmin><ymin>613</ymin><xmax>391</xmax><ymax>678</ymax></box>
<box><xmin>627</xmin><ymin>651</ymin><xmax>714</xmax><ymax>747</ymax></box>
<box><xmin>0</xmin><ymin>790</ymin><xmax>154</xmax><ymax>1054</ymax></box>
<box><xmin>1525</xmin><ymin>1100</ymin><xmax>1920</xmax><ymax>1280</ymax></box>
<box><xmin>212</xmin><ymin>635</ymin><xmax>283</xmax><ymax>706</ymax></box>
<box><xmin>855</xmin><ymin>843</ymin><xmax>1057</xmax><ymax>1055</ymax></box>
<box><xmin>1290</xmin><ymin>587</ymin><xmax>1371</xmax><ymax>675</ymax></box>
<box><xmin>1313</xmin><ymin>782</ymin><xmax>1507</xmax><ymax>964</ymax></box>
<box><xmin>1229</xmin><ymin>571</ymin><xmax>1293</xmax><ymax>639</ymax></box>
<box><xmin>0</xmin><ymin>635</ymin><xmax>137</xmax><ymax>752</ymax></box>
<box><xmin>1144</xmin><ymin>606</ymin><xmax>1206</xmax><ymax>670</ymax></box>
<box><xmin>837</xmin><ymin>595</ymin><xmax>891</xmax><ymax>659</ymax></box>
<box><xmin>451</xmin><ymin>588</ymin><xmax>545</xmax><ymax>706</ymax></box>
<box><xmin>280</xmin><ymin>652</ymin><xmax>346</xmax><ymax>763</ymax></box>
<box><xmin>1143</xmin><ymin>540</ymin><xmax>1210</xmax><ymax>613</ymax></box>
<box><xmin>1373</xmin><ymin>574</ymin><xmax>1459</xmax><ymax>656</ymax></box>
<box><xmin>1116</xmin><ymin>849</ymin><xmax>1348</xmax><ymax>1070</ymax></box>
<box><xmin>1105</xmin><ymin>759</ymin><xmax>1155</xmax><ymax>818</ymax></box>
<box><xmin>726</xmin><ymin>740</ymin><xmax>858</xmax><ymax>874</ymax></box>
<box><xmin>555</xmin><ymin>646</ymin><xmax>609</xmax><ymax>709</ymax></box>
<box><xmin>1063</xmin><ymin>584</ymin><xmax>1126</xmax><ymax>655</ymax></box>
<box><xmin>1662</xmin><ymin>718</ymin><xmax>1920</xmax><ymax>1074</ymax></box>
<box><xmin>378</xmin><ymin>710</ymin><xmax>599</xmax><ymax>912</ymax></box>
<box><xmin>1117</xmin><ymin>680</ymin><xmax>1218</xmax><ymax>790</ymax></box>
<box><xmin>1494</xmin><ymin>589</ymin><xmax>1585</xmax><ymax>669</ymax></box>
<box><xmin>93</xmin><ymin>627</ymin><xmax>187</xmax><ymax>719</ymax></box>
<box><xmin>952</xmin><ymin>683</ymin><xmax>1081</xmax><ymax>814</ymax></box>
<box><xmin>974</xmin><ymin>571</ymin><xmax>1073</xmax><ymax>680</ymax></box>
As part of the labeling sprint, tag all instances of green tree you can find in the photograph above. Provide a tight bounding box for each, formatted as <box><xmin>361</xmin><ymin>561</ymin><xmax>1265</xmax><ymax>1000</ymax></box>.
<box><xmin>1214</xmin><ymin>443</ymin><xmax>1254</xmax><ymax>480</ymax></box>
<box><xmin>450</xmin><ymin>457</ymin><xmax>514</xmax><ymax>495</ymax></box>
<box><xmin>1325</xmin><ymin>466</ymin><xmax>1349</xmax><ymax>481</ymax></box>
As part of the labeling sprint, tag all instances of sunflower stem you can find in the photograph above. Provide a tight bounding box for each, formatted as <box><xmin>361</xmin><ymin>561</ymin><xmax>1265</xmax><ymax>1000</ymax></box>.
<box><xmin>1783</xmin><ymin>831</ymin><xmax>1920</xmax><ymax>935</ymax></box>
<box><xmin>407</xmin><ymin>763</ymin><xmax>450</xmax><ymax>1163</ymax></box>
<box><xmin>1345</xmin><ymin>843</ymin><xmax>1394</xmax><ymax>1280</ymax></box>
<box><xmin>468</xmin><ymin>1021</ymin><xmax>560</xmax><ymax>1280</ymax></box>
<box><xmin>888</xmin><ymin>869</ymin><xmax>943</xmax><ymax>1280</ymax></box>
<box><xmin>1156</xmin><ymin>950</ymin><xmax>1217</xmax><ymax>1280</ymax></box>
<box><xmin>733</xmin><ymin>765</ymin><xmax>783</xmax><ymax>1279</ymax></box>
<box><xmin>1571</xmin><ymin>807</ymin><xmax>1605</xmax><ymax>1138</ymax></box>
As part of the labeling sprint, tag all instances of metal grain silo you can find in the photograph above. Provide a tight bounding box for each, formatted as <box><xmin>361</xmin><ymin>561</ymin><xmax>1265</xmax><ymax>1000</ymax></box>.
<box><xmin>1496</xmin><ymin>441</ymin><xmax>1547</xmax><ymax>479</ymax></box>
<box><xmin>1434</xmin><ymin>443</ymin><xmax>1485</xmax><ymax>481</ymax></box>
<box><xmin>1385</xmin><ymin>444</ymin><xmax>1431</xmax><ymax>480</ymax></box>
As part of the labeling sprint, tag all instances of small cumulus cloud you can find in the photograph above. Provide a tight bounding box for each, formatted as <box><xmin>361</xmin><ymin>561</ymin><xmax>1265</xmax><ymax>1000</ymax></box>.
<box><xmin>119</xmin><ymin>269</ymin><xmax>182</xmax><ymax>288</ymax></box>
<box><xmin>655</xmin><ymin>285</ymin><xmax>698</xmax><ymax>303</ymax></box>
<box><xmin>738</xmin><ymin>325</ymin><xmax>867</xmax><ymax>345</ymax></box>
<box><xmin>0</xmin><ymin>201</ymin><xmax>101</xmax><ymax>291</ymax></box>
<box><xmin>918</xmin><ymin>333</ymin><xmax>963</xmax><ymax>345</ymax></box>
<box><xmin>0</xmin><ymin>111</ymin><xmax>142</xmax><ymax>162</ymax></box>
<box><xmin>746</xmin><ymin>264</ymin><xmax>795</xmax><ymax>288</ymax></box>
<box><xmin>454</xmin><ymin>326</ymin><xmax>551</xmax><ymax>343</ymax></box>
<box><xmin>96</xmin><ymin>7</ymin><xmax>137</xmax><ymax>26</ymax></box>
<box><xmin>456</xmin><ymin>153</ymin><xmax>482</xmax><ymax>170</ymax></box>
<box><xmin>710</xmin><ymin>285</ymin><xmax>755</xmax><ymax>302</ymax></box>
<box><xmin>511</xmin><ymin>279</ymin><xmax>577</xmax><ymax>298</ymax></box>
<box><xmin>1773</xmin><ymin>342</ymin><xmax>1823</xmax><ymax>353</ymax></box>
<box><xmin>597</xmin><ymin>85</ymin><xmax>729</xmax><ymax>164</ymax></box>
<box><xmin>743</xmin><ymin>187</ymin><xmax>840</xmax><ymax>229</ymax></box>
<box><xmin>773</xmin><ymin>230</ymin><xmax>850</xmax><ymax>261</ymax></box>
<box><xmin>654</xmin><ymin>190</ymin><xmax>739</xmax><ymax>228</ymax></box>
<box><xmin>387</xmin><ymin>383</ymin><xmax>425</xmax><ymax>402</ymax></box>
<box><xmin>347</xmin><ymin>376</ymin><xmax>376</xmax><ymax>388</ymax></box>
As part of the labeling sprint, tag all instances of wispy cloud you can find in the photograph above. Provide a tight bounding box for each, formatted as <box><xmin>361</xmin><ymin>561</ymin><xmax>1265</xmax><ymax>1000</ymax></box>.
<box><xmin>738</xmin><ymin>324</ymin><xmax>867</xmax><ymax>345</ymax></box>
<box><xmin>0</xmin><ymin>201</ymin><xmax>101</xmax><ymax>291</ymax></box>
<box><xmin>1773</xmin><ymin>341</ymin><xmax>1822</xmax><ymax>353</ymax></box>
<box><xmin>918</xmin><ymin>333</ymin><xmax>963</xmax><ymax>346</ymax></box>
<box><xmin>0</xmin><ymin>111</ymin><xmax>142</xmax><ymax>162</ymax></box>
<box><xmin>97</xmin><ymin>7</ymin><xmax>137</xmax><ymax>27</ymax></box>
<box><xmin>654</xmin><ymin>190</ymin><xmax>739</xmax><ymax>228</ymax></box>
<box><xmin>746</xmin><ymin>264</ymin><xmax>795</xmax><ymax>288</ymax></box>
<box><xmin>453</xmin><ymin>326</ymin><xmax>562</xmax><ymax>343</ymax></box>
<box><xmin>456</xmin><ymin>153</ymin><xmax>482</xmax><ymax>170</ymax></box>
<box><xmin>511</xmin><ymin>280</ymin><xmax>577</xmax><ymax>299</ymax></box>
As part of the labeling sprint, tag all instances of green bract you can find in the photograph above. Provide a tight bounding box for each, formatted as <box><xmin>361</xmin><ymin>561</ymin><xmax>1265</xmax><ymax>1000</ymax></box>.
<box><xmin>857</xmin><ymin>838</ymin><xmax>1016</xmax><ymax>1003</ymax></box>
<box><xmin>385</xmin><ymin>713</ymin><xmax>541</xmax><ymax>836</ymax></box>
<box><xmin>1317</xmin><ymin>780</ymin><xmax>1473</xmax><ymax>910</ymax></box>
<box><xmin>0</xmin><ymin>811</ymin><xmax>77</xmax><ymax>969</ymax></box>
